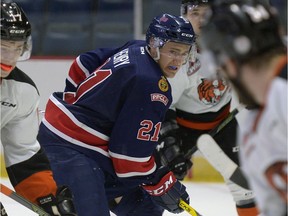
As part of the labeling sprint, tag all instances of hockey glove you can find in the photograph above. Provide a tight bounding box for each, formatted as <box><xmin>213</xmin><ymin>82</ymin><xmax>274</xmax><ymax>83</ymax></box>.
<box><xmin>37</xmin><ymin>186</ymin><xmax>77</xmax><ymax>216</ymax></box>
<box><xmin>155</xmin><ymin>123</ymin><xmax>193</xmax><ymax>180</ymax></box>
<box><xmin>142</xmin><ymin>169</ymin><xmax>189</xmax><ymax>213</ymax></box>
<box><xmin>156</xmin><ymin>136</ymin><xmax>192</xmax><ymax>180</ymax></box>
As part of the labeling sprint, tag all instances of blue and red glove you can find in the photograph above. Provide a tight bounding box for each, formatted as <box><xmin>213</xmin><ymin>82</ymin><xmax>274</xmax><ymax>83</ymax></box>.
<box><xmin>142</xmin><ymin>169</ymin><xmax>189</xmax><ymax>213</ymax></box>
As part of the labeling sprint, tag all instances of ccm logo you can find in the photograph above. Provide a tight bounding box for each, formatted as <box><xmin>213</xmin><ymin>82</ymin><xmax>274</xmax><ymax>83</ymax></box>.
<box><xmin>9</xmin><ymin>29</ymin><xmax>25</xmax><ymax>34</ymax></box>
<box><xmin>1</xmin><ymin>101</ymin><xmax>16</xmax><ymax>108</ymax></box>
<box><xmin>181</xmin><ymin>33</ymin><xmax>193</xmax><ymax>38</ymax></box>
<box><xmin>144</xmin><ymin>172</ymin><xmax>176</xmax><ymax>196</ymax></box>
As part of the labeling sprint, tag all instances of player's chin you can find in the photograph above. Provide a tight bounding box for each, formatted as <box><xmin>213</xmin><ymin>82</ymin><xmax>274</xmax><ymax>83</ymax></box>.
<box><xmin>164</xmin><ymin>66</ymin><xmax>179</xmax><ymax>78</ymax></box>
<box><xmin>0</xmin><ymin>70</ymin><xmax>11</xmax><ymax>78</ymax></box>
<box><xmin>0</xmin><ymin>65</ymin><xmax>14</xmax><ymax>77</ymax></box>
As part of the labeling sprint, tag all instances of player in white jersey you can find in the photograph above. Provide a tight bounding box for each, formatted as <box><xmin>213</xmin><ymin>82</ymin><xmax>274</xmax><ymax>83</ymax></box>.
<box><xmin>0</xmin><ymin>2</ymin><xmax>76</xmax><ymax>215</ymax></box>
<box><xmin>154</xmin><ymin>0</ymin><xmax>259</xmax><ymax>215</ymax></box>
<box><xmin>200</xmin><ymin>0</ymin><xmax>287</xmax><ymax>215</ymax></box>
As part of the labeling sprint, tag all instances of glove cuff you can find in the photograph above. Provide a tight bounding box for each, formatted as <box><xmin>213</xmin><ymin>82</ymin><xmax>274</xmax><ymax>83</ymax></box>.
<box><xmin>37</xmin><ymin>193</ymin><xmax>60</xmax><ymax>215</ymax></box>
<box><xmin>37</xmin><ymin>186</ymin><xmax>77</xmax><ymax>216</ymax></box>
<box><xmin>142</xmin><ymin>171</ymin><xmax>177</xmax><ymax>196</ymax></box>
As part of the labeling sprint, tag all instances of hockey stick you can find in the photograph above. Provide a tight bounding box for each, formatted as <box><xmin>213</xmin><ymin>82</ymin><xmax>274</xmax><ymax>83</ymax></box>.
<box><xmin>197</xmin><ymin>134</ymin><xmax>251</xmax><ymax>188</ymax></box>
<box><xmin>194</xmin><ymin>105</ymin><xmax>251</xmax><ymax>188</ymax></box>
<box><xmin>179</xmin><ymin>199</ymin><xmax>203</xmax><ymax>216</ymax></box>
<box><xmin>0</xmin><ymin>184</ymin><xmax>50</xmax><ymax>216</ymax></box>
<box><xmin>197</xmin><ymin>134</ymin><xmax>238</xmax><ymax>180</ymax></box>
<box><xmin>184</xmin><ymin>105</ymin><xmax>245</xmax><ymax>158</ymax></box>
<box><xmin>178</xmin><ymin>106</ymin><xmax>247</xmax><ymax>215</ymax></box>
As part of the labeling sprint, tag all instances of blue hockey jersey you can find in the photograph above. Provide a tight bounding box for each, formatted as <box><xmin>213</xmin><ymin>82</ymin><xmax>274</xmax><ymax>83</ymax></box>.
<box><xmin>38</xmin><ymin>40</ymin><xmax>172</xmax><ymax>186</ymax></box>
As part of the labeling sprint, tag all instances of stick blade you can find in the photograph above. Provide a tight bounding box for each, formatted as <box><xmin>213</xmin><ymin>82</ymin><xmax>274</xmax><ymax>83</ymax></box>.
<box><xmin>197</xmin><ymin>134</ymin><xmax>237</xmax><ymax>179</ymax></box>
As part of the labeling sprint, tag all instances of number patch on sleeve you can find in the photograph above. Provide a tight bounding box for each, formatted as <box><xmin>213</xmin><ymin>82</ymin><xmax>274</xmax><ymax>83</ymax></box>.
<box><xmin>137</xmin><ymin>120</ymin><xmax>161</xmax><ymax>142</ymax></box>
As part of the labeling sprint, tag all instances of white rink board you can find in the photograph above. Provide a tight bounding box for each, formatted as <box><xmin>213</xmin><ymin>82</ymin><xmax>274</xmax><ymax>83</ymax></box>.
<box><xmin>1</xmin><ymin>178</ymin><xmax>237</xmax><ymax>216</ymax></box>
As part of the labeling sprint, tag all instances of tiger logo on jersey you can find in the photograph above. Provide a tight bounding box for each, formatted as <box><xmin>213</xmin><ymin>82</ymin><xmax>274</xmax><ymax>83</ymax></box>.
<box><xmin>197</xmin><ymin>78</ymin><xmax>227</xmax><ymax>105</ymax></box>
<box><xmin>158</xmin><ymin>76</ymin><xmax>169</xmax><ymax>92</ymax></box>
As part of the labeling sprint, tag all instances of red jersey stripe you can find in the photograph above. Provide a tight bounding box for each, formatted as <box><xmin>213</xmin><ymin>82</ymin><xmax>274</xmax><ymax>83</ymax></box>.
<box><xmin>68</xmin><ymin>58</ymin><xmax>89</xmax><ymax>86</ymax></box>
<box><xmin>110</xmin><ymin>151</ymin><xmax>156</xmax><ymax>177</ymax></box>
<box><xmin>45</xmin><ymin>96</ymin><xmax>109</xmax><ymax>147</ymax></box>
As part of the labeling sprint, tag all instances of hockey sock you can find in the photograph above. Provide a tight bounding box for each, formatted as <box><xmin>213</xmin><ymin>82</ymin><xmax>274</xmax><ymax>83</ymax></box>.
<box><xmin>236</xmin><ymin>203</ymin><xmax>259</xmax><ymax>216</ymax></box>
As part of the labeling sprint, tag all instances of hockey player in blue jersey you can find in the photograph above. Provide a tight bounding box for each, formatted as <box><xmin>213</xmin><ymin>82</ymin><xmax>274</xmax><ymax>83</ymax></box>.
<box><xmin>37</xmin><ymin>14</ymin><xmax>195</xmax><ymax>216</ymax></box>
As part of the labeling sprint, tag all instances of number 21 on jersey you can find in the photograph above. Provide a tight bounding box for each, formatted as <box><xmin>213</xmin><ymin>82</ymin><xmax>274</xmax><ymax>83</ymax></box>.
<box><xmin>137</xmin><ymin>120</ymin><xmax>161</xmax><ymax>142</ymax></box>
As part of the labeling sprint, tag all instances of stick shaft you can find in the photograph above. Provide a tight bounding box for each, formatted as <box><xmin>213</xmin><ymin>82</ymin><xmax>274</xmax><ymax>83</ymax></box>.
<box><xmin>179</xmin><ymin>199</ymin><xmax>203</xmax><ymax>216</ymax></box>
<box><xmin>184</xmin><ymin>106</ymin><xmax>244</xmax><ymax>158</ymax></box>
<box><xmin>0</xmin><ymin>184</ymin><xmax>50</xmax><ymax>216</ymax></box>
<box><xmin>208</xmin><ymin>107</ymin><xmax>240</xmax><ymax>137</ymax></box>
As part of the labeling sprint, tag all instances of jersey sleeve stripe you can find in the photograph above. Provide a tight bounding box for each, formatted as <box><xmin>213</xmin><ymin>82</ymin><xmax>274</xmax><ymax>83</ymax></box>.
<box><xmin>67</xmin><ymin>57</ymin><xmax>90</xmax><ymax>87</ymax></box>
<box><xmin>114</xmin><ymin>160</ymin><xmax>156</xmax><ymax>178</ymax></box>
<box><xmin>77</xmin><ymin>56</ymin><xmax>91</xmax><ymax>77</ymax></box>
<box><xmin>109</xmin><ymin>150</ymin><xmax>156</xmax><ymax>178</ymax></box>
<box><xmin>115</xmin><ymin>168</ymin><xmax>156</xmax><ymax>178</ymax></box>
<box><xmin>109</xmin><ymin>151</ymin><xmax>152</xmax><ymax>162</ymax></box>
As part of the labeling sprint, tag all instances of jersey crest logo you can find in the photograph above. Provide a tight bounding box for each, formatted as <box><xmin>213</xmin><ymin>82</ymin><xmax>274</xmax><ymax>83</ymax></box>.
<box><xmin>197</xmin><ymin>78</ymin><xmax>227</xmax><ymax>105</ymax></box>
<box><xmin>158</xmin><ymin>76</ymin><xmax>169</xmax><ymax>92</ymax></box>
<box><xmin>187</xmin><ymin>58</ymin><xmax>201</xmax><ymax>76</ymax></box>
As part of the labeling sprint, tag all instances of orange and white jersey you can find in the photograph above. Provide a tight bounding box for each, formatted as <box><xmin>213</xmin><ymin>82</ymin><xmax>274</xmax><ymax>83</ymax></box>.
<box><xmin>1</xmin><ymin>67</ymin><xmax>41</xmax><ymax>166</ymax></box>
<box><xmin>167</xmin><ymin>52</ymin><xmax>233</xmax><ymax>130</ymax></box>
<box><xmin>168</xmin><ymin>53</ymin><xmax>232</xmax><ymax>114</ymax></box>
<box><xmin>238</xmin><ymin>62</ymin><xmax>287</xmax><ymax>216</ymax></box>
<box><xmin>1</xmin><ymin>67</ymin><xmax>57</xmax><ymax>204</ymax></box>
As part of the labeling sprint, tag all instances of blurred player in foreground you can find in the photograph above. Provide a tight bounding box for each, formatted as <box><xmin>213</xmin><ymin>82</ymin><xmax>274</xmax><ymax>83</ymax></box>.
<box><xmin>0</xmin><ymin>2</ymin><xmax>77</xmax><ymax>216</ymax></box>
<box><xmin>37</xmin><ymin>14</ymin><xmax>195</xmax><ymax>216</ymax></box>
<box><xmin>154</xmin><ymin>0</ymin><xmax>258</xmax><ymax>215</ymax></box>
<box><xmin>200</xmin><ymin>0</ymin><xmax>287</xmax><ymax>215</ymax></box>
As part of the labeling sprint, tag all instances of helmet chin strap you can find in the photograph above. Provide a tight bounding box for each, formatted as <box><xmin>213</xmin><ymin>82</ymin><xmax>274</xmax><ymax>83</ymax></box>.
<box><xmin>154</xmin><ymin>47</ymin><xmax>161</xmax><ymax>61</ymax></box>
<box><xmin>145</xmin><ymin>46</ymin><xmax>161</xmax><ymax>61</ymax></box>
